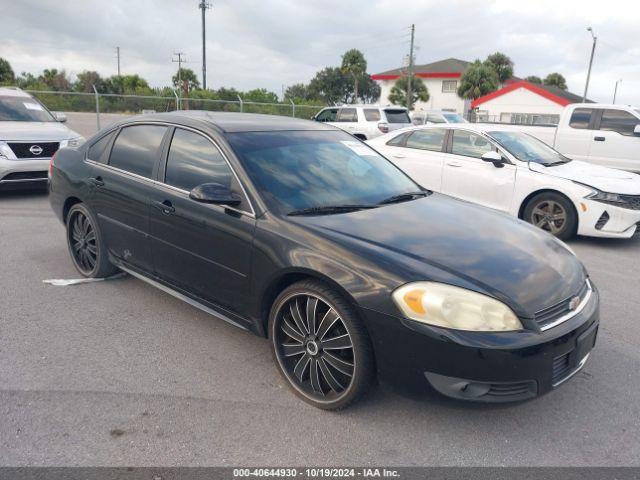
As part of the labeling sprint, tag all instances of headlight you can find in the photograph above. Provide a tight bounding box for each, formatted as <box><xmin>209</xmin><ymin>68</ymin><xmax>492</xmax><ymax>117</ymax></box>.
<box><xmin>586</xmin><ymin>189</ymin><xmax>624</xmax><ymax>204</ymax></box>
<box><xmin>60</xmin><ymin>136</ymin><xmax>85</xmax><ymax>148</ymax></box>
<box><xmin>392</xmin><ymin>282</ymin><xmax>523</xmax><ymax>332</ymax></box>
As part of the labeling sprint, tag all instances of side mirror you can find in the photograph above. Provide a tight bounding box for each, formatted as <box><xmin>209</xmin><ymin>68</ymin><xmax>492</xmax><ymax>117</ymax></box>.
<box><xmin>189</xmin><ymin>183</ymin><xmax>242</xmax><ymax>206</ymax></box>
<box><xmin>481</xmin><ymin>151</ymin><xmax>507</xmax><ymax>168</ymax></box>
<box><xmin>634</xmin><ymin>124</ymin><xmax>640</xmax><ymax>136</ymax></box>
<box><xmin>53</xmin><ymin>112</ymin><xmax>67</xmax><ymax>123</ymax></box>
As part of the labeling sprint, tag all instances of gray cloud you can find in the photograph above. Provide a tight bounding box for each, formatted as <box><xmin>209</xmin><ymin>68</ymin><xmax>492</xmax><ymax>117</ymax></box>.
<box><xmin>1</xmin><ymin>0</ymin><xmax>638</xmax><ymax>104</ymax></box>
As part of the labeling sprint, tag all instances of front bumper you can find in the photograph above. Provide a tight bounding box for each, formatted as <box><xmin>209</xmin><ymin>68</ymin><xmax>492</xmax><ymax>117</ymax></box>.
<box><xmin>360</xmin><ymin>285</ymin><xmax>599</xmax><ymax>402</ymax></box>
<box><xmin>0</xmin><ymin>156</ymin><xmax>50</xmax><ymax>190</ymax></box>
<box><xmin>578</xmin><ymin>198</ymin><xmax>640</xmax><ymax>238</ymax></box>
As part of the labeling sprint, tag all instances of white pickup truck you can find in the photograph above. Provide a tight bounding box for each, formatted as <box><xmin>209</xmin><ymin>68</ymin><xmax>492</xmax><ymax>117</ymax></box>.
<box><xmin>490</xmin><ymin>103</ymin><xmax>640</xmax><ymax>172</ymax></box>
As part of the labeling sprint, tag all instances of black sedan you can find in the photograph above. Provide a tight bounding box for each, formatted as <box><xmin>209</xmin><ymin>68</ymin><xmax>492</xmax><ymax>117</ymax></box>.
<box><xmin>49</xmin><ymin>112</ymin><xmax>599</xmax><ymax>409</ymax></box>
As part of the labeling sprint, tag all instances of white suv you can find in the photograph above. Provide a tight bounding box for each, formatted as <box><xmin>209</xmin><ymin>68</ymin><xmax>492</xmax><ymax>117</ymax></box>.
<box><xmin>312</xmin><ymin>105</ymin><xmax>412</xmax><ymax>140</ymax></box>
<box><xmin>0</xmin><ymin>87</ymin><xmax>84</xmax><ymax>190</ymax></box>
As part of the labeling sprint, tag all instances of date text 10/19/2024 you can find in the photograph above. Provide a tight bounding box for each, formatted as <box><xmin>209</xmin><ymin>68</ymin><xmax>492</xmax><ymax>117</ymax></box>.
<box><xmin>233</xmin><ymin>468</ymin><xmax>401</xmax><ymax>478</ymax></box>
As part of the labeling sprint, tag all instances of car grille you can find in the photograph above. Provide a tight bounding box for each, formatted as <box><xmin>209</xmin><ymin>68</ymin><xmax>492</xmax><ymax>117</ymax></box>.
<box><xmin>1</xmin><ymin>171</ymin><xmax>48</xmax><ymax>182</ymax></box>
<box><xmin>534</xmin><ymin>280</ymin><xmax>591</xmax><ymax>330</ymax></box>
<box><xmin>7</xmin><ymin>142</ymin><xmax>59</xmax><ymax>159</ymax></box>
<box><xmin>552</xmin><ymin>352</ymin><xmax>572</xmax><ymax>385</ymax></box>
<box><xmin>484</xmin><ymin>381</ymin><xmax>537</xmax><ymax>400</ymax></box>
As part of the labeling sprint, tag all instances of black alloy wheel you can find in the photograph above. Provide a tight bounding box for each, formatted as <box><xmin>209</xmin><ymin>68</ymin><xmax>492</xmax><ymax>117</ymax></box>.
<box><xmin>270</xmin><ymin>280</ymin><xmax>374</xmax><ymax>410</ymax></box>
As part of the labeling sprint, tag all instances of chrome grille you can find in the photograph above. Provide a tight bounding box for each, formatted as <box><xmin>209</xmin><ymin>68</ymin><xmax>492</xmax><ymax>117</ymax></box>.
<box><xmin>534</xmin><ymin>280</ymin><xmax>591</xmax><ymax>330</ymax></box>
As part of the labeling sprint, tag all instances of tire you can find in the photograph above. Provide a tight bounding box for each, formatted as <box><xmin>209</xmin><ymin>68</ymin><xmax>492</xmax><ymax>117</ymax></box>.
<box><xmin>523</xmin><ymin>192</ymin><xmax>578</xmax><ymax>240</ymax></box>
<box><xmin>66</xmin><ymin>203</ymin><xmax>118</xmax><ymax>278</ymax></box>
<box><xmin>268</xmin><ymin>279</ymin><xmax>375</xmax><ymax>410</ymax></box>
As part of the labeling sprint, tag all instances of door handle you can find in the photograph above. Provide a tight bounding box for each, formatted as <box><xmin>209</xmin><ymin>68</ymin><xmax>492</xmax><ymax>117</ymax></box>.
<box><xmin>152</xmin><ymin>200</ymin><xmax>175</xmax><ymax>214</ymax></box>
<box><xmin>88</xmin><ymin>176</ymin><xmax>104</xmax><ymax>187</ymax></box>
<box><xmin>594</xmin><ymin>136</ymin><xmax>605</xmax><ymax>142</ymax></box>
<box><xmin>447</xmin><ymin>162</ymin><xmax>462</xmax><ymax>168</ymax></box>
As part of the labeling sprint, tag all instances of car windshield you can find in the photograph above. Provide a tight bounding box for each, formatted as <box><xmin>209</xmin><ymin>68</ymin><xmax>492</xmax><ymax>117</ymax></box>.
<box><xmin>0</xmin><ymin>96</ymin><xmax>55</xmax><ymax>122</ymax></box>
<box><xmin>227</xmin><ymin>130</ymin><xmax>421</xmax><ymax>215</ymax></box>
<box><xmin>489</xmin><ymin>130</ymin><xmax>570</xmax><ymax>165</ymax></box>
<box><xmin>442</xmin><ymin>113</ymin><xmax>467</xmax><ymax>124</ymax></box>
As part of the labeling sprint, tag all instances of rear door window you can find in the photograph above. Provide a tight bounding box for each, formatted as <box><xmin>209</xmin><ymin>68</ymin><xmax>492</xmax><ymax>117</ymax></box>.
<box><xmin>109</xmin><ymin>125</ymin><xmax>167</xmax><ymax>178</ymax></box>
<box><xmin>386</xmin><ymin>131</ymin><xmax>412</xmax><ymax>147</ymax></box>
<box><xmin>599</xmin><ymin>109</ymin><xmax>640</xmax><ymax>136</ymax></box>
<box><xmin>336</xmin><ymin>108</ymin><xmax>358</xmax><ymax>122</ymax></box>
<box><xmin>315</xmin><ymin>108</ymin><xmax>338</xmax><ymax>122</ymax></box>
<box><xmin>363</xmin><ymin>109</ymin><xmax>381</xmax><ymax>122</ymax></box>
<box><xmin>165</xmin><ymin>128</ymin><xmax>233</xmax><ymax>191</ymax></box>
<box><xmin>384</xmin><ymin>109</ymin><xmax>411</xmax><ymax>124</ymax></box>
<box><xmin>569</xmin><ymin>108</ymin><xmax>594</xmax><ymax>129</ymax></box>
<box><xmin>405</xmin><ymin>129</ymin><xmax>447</xmax><ymax>152</ymax></box>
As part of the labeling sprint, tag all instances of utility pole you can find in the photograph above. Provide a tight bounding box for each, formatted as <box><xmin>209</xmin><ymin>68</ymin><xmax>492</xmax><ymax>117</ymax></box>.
<box><xmin>199</xmin><ymin>1</ymin><xmax>212</xmax><ymax>89</ymax></box>
<box><xmin>406</xmin><ymin>24</ymin><xmax>415</xmax><ymax>111</ymax></box>
<box><xmin>613</xmin><ymin>79</ymin><xmax>622</xmax><ymax>104</ymax></box>
<box><xmin>115</xmin><ymin>47</ymin><xmax>121</xmax><ymax>76</ymax></box>
<box><xmin>582</xmin><ymin>27</ymin><xmax>597</xmax><ymax>102</ymax></box>
<box><xmin>172</xmin><ymin>52</ymin><xmax>186</xmax><ymax>91</ymax></box>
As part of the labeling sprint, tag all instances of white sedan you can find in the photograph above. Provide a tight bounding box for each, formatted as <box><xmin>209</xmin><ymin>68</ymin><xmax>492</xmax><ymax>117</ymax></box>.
<box><xmin>367</xmin><ymin>124</ymin><xmax>640</xmax><ymax>239</ymax></box>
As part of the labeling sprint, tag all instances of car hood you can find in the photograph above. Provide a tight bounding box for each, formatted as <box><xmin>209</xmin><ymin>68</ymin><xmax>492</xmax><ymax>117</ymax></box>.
<box><xmin>529</xmin><ymin>160</ymin><xmax>640</xmax><ymax>195</ymax></box>
<box><xmin>297</xmin><ymin>194</ymin><xmax>586</xmax><ymax>316</ymax></box>
<box><xmin>0</xmin><ymin>121</ymin><xmax>80</xmax><ymax>141</ymax></box>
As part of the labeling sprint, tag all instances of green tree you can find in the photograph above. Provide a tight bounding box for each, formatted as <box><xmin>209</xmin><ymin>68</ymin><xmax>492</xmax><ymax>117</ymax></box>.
<box><xmin>38</xmin><ymin>69</ymin><xmax>71</xmax><ymax>91</ymax></box>
<box><xmin>216</xmin><ymin>87</ymin><xmax>242</xmax><ymax>101</ymax></box>
<box><xmin>243</xmin><ymin>88</ymin><xmax>278</xmax><ymax>103</ymax></box>
<box><xmin>104</xmin><ymin>74</ymin><xmax>150</xmax><ymax>94</ymax></box>
<box><xmin>388</xmin><ymin>76</ymin><xmax>429</xmax><ymax>109</ymax></box>
<box><xmin>0</xmin><ymin>57</ymin><xmax>15</xmax><ymax>84</ymax></box>
<box><xmin>74</xmin><ymin>70</ymin><xmax>104</xmax><ymax>93</ymax></box>
<box><xmin>525</xmin><ymin>75</ymin><xmax>542</xmax><ymax>84</ymax></box>
<box><xmin>308</xmin><ymin>67</ymin><xmax>351</xmax><ymax>105</ymax></box>
<box><xmin>484</xmin><ymin>52</ymin><xmax>514</xmax><ymax>84</ymax></box>
<box><xmin>357</xmin><ymin>74</ymin><xmax>381</xmax><ymax>104</ymax></box>
<box><xmin>172</xmin><ymin>67</ymin><xmax>200</xmax><ymax>92</ymax></box>
<box><xmin>341</xmin><ymin>49</ymin><xmax>367</xmax><ymax>101</ymax></box>
<box><xmin>457</xmin><ymin>60</ymin><xmax>499</xmax><ymax>100</ymax></box>
<box><xmin>543</xmin><ymin>72</ymin><xmax>567</xmax><ymax>90</ymax></box>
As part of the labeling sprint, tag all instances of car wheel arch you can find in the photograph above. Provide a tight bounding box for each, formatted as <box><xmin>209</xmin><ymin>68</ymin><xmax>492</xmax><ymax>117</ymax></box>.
<box><xmin>259</xmin><ymin>268</ymin><xmax>362</xmax><ymax>339</ymax></box>
<box><xmin>62</xmin><ymin>196</ymin><xmax>83</xmax><ymax>223</ymax></box>
<box><xmin>518</xmin><ymin>189</ymin><xmax>579</xmax><ymax>223</ymax></box>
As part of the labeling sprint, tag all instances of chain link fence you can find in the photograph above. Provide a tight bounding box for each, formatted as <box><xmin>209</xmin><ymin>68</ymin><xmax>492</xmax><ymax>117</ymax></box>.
<box><xmin>25</xmin><ymin>90</ymin><xmax>325</xmax><ymax>135</ymax></box>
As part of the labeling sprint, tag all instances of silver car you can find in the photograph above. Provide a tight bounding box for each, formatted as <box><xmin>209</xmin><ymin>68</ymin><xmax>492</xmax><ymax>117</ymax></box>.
<box><xmin>0</xmin><ymin>87</ymin><xmax>84</xmax><ymax>190</ymax></box>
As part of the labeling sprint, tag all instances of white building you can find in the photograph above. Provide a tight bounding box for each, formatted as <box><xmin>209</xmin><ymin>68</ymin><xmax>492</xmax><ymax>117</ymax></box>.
<box><xmin>470</xmin><ymin>80</ymin><xmax>589</xmax><ymax>124</ymax></box>
<box><xmin>371</xmin><ymin>58</ymin><xmax>471</xmax><ymax>114</ymax></box>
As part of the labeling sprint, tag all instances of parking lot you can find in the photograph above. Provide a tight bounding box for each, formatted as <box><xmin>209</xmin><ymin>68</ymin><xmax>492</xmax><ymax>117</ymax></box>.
<box><xmin>1</xmin><ymin>187</ymin><xmax>638</xmax><ymax>467</ymax></box>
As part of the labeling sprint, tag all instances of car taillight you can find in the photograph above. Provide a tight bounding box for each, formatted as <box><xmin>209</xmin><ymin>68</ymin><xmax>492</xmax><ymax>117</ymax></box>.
<box><xmin>378</xmin><ymin>122</ymin><xmax>389</xmax><ymax>133</ymax></box>
<box><xmin>49</xmin><ymin>152</ymin><xmax>56</xmax><ymax>177</ymax></box>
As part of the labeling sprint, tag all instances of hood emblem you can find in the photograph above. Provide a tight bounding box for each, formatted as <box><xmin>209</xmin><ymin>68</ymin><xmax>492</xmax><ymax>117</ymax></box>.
<box><xmin>569</xmin><ymin>296</ymin><xmax>581</xmax><ymax>311</ymax></box>
<box><xmin>29</xmin><ymin>145</ymin><xmax>43</xmax><ymax>156</ymax></box>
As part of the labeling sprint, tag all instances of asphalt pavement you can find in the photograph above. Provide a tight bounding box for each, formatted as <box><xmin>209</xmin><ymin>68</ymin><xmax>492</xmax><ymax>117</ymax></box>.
<box><xmin>1</xmin><ymin>190</ymin><xmax>639</xmax><ymax>466</ymax></box>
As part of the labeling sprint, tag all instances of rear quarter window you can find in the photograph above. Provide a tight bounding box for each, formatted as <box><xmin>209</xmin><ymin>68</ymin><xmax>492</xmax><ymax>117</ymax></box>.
<box><xmin>363</xmin><ymin>109</ymin><xmax>381</xmax><ymax>122</ymax></box>
<box><xmin>384</xmin><ymin>109</ymin><xmax>411</xmax><ymax>124</ymax></box>
<box><xmin>87</xmin><ymin>130</ymin><xmax>116</xmax><ymax>164</ymax></box>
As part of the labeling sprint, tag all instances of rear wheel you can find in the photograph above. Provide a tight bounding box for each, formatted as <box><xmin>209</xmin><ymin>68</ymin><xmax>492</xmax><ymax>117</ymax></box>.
<box><xmin>269</xmin><ymin>280</ymin><xmax>374</xmax><ymax>410</ymax></box>
<box><xmin>66</xmin><ymin>203</ymin><xmax>118</xmax><ymax>278</ymax></box>
<box><xmin>523</xmin><ymin>192</ymin><xmax>577</xmax><ymax>240</ymax></box>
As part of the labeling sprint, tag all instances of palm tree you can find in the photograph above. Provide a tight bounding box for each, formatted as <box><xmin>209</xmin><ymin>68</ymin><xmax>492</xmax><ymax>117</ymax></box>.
<box><xmin>341</xmin><ymin>49</ymin><xmax>367</xmax><ymax>102</ymax></box>
<box><xmin>388</xmin><ymin>76</ymin><xmax>429</xmax><ymax>109</ymax></box>
<box><xmin>457</xmin><ymin>60</ymin><xmax>499</xmax><ymax>100</ymax></box>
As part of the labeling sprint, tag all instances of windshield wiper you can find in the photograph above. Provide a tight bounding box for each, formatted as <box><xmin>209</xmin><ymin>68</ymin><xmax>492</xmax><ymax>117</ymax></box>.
<box><xmin>377</xmin><ymin>191</ymin><xmax>429</xmax><ymax>205</ymax></box>
<box><xmin>544</xmin><ymin>159</ymin><xmax>572</xmax><ymax>166</ymax></box>
<box><xmin>287</xmin><ymin>204</ymin><xmax>377</xmax><ymax>216</ymax></box>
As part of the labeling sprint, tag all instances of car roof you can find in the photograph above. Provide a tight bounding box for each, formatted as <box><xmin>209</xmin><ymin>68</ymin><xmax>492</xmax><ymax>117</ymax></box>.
<box><xmin>0</xmin><ymin>87</ymin><xmax>32</xmax><ymax>98</ymax></box>
<box><xmin>370</xmin><ymin>122</ymin><xmax>527</xmax><ymax>142</ymax></box>
<box><xmin>120</xmin><ymin>111</ymin><xmax>337</xmax><ymax>133</ymax></box>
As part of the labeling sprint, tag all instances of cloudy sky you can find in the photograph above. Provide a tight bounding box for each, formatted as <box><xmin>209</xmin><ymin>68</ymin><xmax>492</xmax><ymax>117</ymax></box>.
<box><xmin>1</xmin><ymin>0</ymin><xmax>639</xmax><ymax>105</ymax></box>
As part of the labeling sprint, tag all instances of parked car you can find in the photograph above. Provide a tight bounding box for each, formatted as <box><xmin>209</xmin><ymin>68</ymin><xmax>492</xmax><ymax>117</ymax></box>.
<box><xmin>368</xmin><ymin>124</ymin><xmax>640</xmax><ymax>239</ymax></box>
<box><xmin>0</xmin><ymin>87</ymin><xmax>84</xmax><ymax>190</ymax></box>
<box><xmin>489</xmin><ymin>103</ymin><xmax>640</xmax><ymax>172</ymax></box>
<box><xmin>50</xmin><ymin>112</ymin><xmax>599</xmax><ymax>409</ymax></box>
<box><xmin>312</xmin><ymin>105</ymin><xmax>411</xmax><ymax>139</ymax></box>
<box><xmin>412</xmin><ymin>110</ymin><xmax>468</xmax><ymax>125</ymax></box>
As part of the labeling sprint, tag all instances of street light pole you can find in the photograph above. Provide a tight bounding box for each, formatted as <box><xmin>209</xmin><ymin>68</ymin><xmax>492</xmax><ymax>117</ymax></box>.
<box><xmin>612</xmin><ymin>79</ymin><xmax>622</xmax><ymax>104</ymax></box>
<box><xmin>582</xmin><ymin>27</ymin><xmax>597</xmax><ymax>103</ymax></box>
<box><xmin>199</xmin><ymin>1</ymin><xmax>212</xmax><ymax>90</ymax></box>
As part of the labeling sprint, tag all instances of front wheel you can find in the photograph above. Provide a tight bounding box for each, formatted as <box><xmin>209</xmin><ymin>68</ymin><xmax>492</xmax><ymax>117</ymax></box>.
<box><xmin>523</xmin><ymin>192</ymin><xmax>578</xmax><ymax>240</ymax></box>
<box><xmin>66</xmin><ymin>203</ymin><xmax>118</xmax><ymax>278</ymax></box>
<box><xmin>269</xmin><ymin>280</ymin><xmax>375</xmax><ymax>410</ymax></box>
